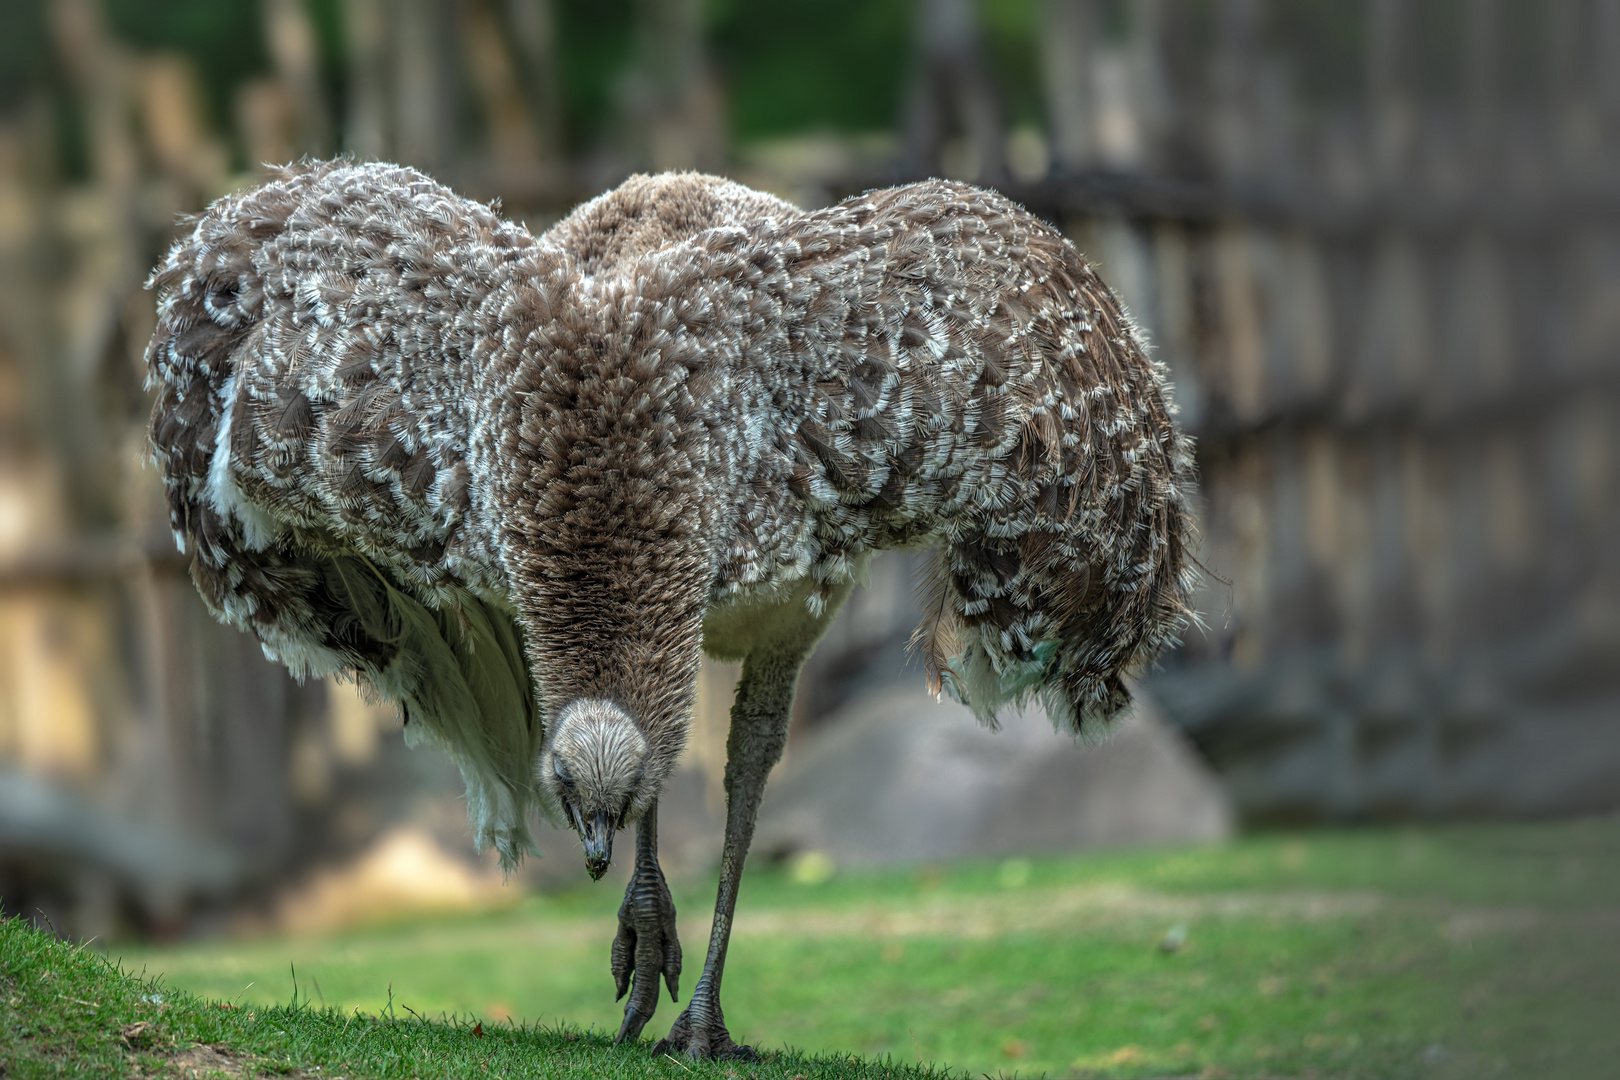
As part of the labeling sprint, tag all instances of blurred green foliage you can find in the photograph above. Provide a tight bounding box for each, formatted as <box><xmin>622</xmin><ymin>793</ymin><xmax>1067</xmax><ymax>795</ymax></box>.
<box><xmin>0</xmin><ymin>1</ymin><xmax>51</xmax><ymax>113</ymax></box>
<box><xmin>552</xmin><ymin>0</ymin><xmax>635</xmax><ymax>149</ymax></box>
<box><xmin>0</xmin><ymin>0</ymin><xmax>1389</xmax><ymax>171</ymax></box>
<box><xmin>100</xmin><ymin>0</ymin><xmax>270</xmax><ymax>126</ymax></box>
<box><xmin>0</xmin><ymin>0</ymin><xmax>1570</xmax><ymax>166</ymax></box>
<box><xmin>707</xmin><ymin>0</ymin><xmax>913</xmax><ymax>141</ymax></box>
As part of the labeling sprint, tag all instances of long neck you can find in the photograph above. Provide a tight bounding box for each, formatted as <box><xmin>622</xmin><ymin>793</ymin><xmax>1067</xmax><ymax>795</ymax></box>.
<box><xmin>511</xmin><ymin>514</ymin><xmax>712</xmax><ymax>747</ymax></box>
<box><xmin>495</xmin><ymin>277</ymin><xmax>720</xmax><ymax>763</ymax></box>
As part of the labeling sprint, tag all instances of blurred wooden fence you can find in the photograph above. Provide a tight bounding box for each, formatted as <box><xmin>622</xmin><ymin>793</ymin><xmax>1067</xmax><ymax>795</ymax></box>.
<box><xmin>1</xmin><ymin>0</ymin><xmax>1618</xmax><ymax>936</ymax></box>
<box><xmin>857</xmin><ymin>0</ymin><xmax>1620</xmax><ymax>822</ymax></box>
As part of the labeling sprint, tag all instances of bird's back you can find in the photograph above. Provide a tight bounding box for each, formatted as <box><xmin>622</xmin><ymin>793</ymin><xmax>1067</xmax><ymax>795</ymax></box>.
<box><xmin>653</xmin><ymin>181</ymin><xmax>1198</xmax><ymax>737</ymax></box>
<box><xmin>542</xmin><ymin>173</ymin><xmax>800</xmax><ymax>279</ymax></box>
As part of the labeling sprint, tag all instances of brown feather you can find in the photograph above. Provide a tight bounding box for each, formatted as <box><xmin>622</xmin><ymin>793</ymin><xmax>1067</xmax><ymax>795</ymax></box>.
<box><xmin>142</xmin><ymin>160</ymin><xmax>1198</xmax><ymax>868</ymax></box>
<box><xmin>907</xmin><ymin>550</ymin><xmax>962</xmax><ymax>697</ymax></box>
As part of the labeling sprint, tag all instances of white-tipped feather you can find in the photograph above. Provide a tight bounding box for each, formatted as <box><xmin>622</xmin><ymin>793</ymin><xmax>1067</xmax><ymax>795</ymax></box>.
<box><xmin>143</xmin><ymin>162</ymin><xmax>1197</xmax><ymax>874</ymax></box>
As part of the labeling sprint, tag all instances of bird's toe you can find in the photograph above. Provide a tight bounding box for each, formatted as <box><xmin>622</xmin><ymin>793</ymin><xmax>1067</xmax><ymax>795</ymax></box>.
<box><xmin>611</xmin><ymin>866</ymin><xmax>682</xmax><ymax>1043</ymax></box>
<box><xmin>652</xmin><ymin>1007</ymin><xmax>756</xmax><ymax>1061</ymax></box>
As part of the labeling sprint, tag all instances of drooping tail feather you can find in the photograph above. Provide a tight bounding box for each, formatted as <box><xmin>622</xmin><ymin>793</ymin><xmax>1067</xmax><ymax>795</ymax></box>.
<box><xmin>906</xmin><ymin>550</ymin><xmax>961</xmax><ymax>698</ymax></box>
<box><xmin>324</xmin><ymin>555</ymin><xmax>545</xmax><ymax>871</ymax></box>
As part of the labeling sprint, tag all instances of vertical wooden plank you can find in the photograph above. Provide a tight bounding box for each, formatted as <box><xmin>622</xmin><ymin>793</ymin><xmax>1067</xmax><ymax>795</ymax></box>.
<box><xmin>124</xmin><ymin>575</ymin><xmax>193</xmax><ymax>832</ymax></box>
<box><xmin>203</xmin><ymin>600</ymin><xmax>301</xmax><ymax>867</ymax></box>
<box><xmin>43</xmin><ymin>0</ymin><xmax>141</xmax><ymax>526</ymax></box>
<box><xmin>1485</xmin><ymin>431</ymin><xmax>1533</xmax><ymax>574</ymax></box>
<box><xmin>1351</xmin><ymin>235</ymin><xmax>1430</xmax><ymax>418</ymax></box>
<box><xmin>1597</xmin><ymin>0</ymin><xmax>1620</xmax><ymax>170</ymax></box>
<box><xmin>1221</xmin><ymin>439</ymin><xmax>1271</xmax><ymax>672</ymax></box>
<box><xmin>262</xmin><ymin>0</ymin><xmax>332</xmax><ymax>157</ymax></box>
<box><xmin>505</xmin><ymin>0</ymin><xmax>564</xmax><ymax>164</ymax></box>
<box><xmin>1464</xmin><ymin>0</ymin><xmax>1501</xmax><ymax>166</ymax></box>
<box><xmin>1543</xmin><ymin>3</ymin><xmax>1597</xmax><ymax>188</ymax></box>
<box><xmin>1265</xmin><ymin>430</ymin><xmax>1313</xmax><ymax>655</ymax></box>
<box><xmin>461</xmin><ymin>0</ymin><xmax>541</xmax><ymax>170</ymax></box>
<box><xmin>1302</xmin><ymin>430</ymin><xmax>1341</xmax><ymax>578</ymax></box>
<box><xmin>1446</xmin><ymin>430</ymin><xmax>1497</xmax><ymax>649</ymax></box>
<box><xmin>1040</xmin><ymin>0</ymin><xmax>1097</xmax><ymax>172</ymax></box>
<box><xmin>1331</xmin><ymin>435</ymin><xmax>1373</xmax><ymax>670</ymax></box>
<box><xmin>621</xmin><ymin>0</ymin><xmax>728</xmax><ymax>173</ymax></box>
<box><xmin>902</xmin><ymin>0</ymin><xmax>1006</xmax><ymax>181</ymax></box>
<box><xmin>1366</xmin><ymin>0</ymin><xmax>1412</xmax><ymax>185</ymax></box>
<box><xmin>1461</xmin><ymin>234</ymin><xmax>1514</xmax><ymax>396</ymax></box>
<box><xmin>1433</xmin><ymin>232</ymin><xmax>1514</xmax><ymax>419</ymax></box>
<box><xmin>1248</xmin><ymin>225</ymin><xmax>1290</xmax><ymax>409</ymax></box>
<box><xmin>1129</xmin><ymin>0</ymin><xmax>1199</xmax><ymax>176</ymax></box>
<box><xmin>1400</xmin><ymin>434</ymin><xmax>1451</xmax><ymax>668</ymax></box>
<box><xmin>1</xmin><ymin>595</ymin><xmax>99</xmax><ymax>779</ymax></box>
<box><xmin>1210</xmin><ymin>0</ymin><xmax>1262</xmax><ymax>182</ymax></box>
<box><xmin>135</xmin><ymin>57</ymin><xmax>227</xmax><ymax>190</ymax></box>
<box><xmin>1567</xmin><ymin>397</ymin><xmax>1613</xmax><ymax>560</ymax></box>
<box><xmin>344</xmin><ymin>0</ymin><xmax>391</xmax><ymax>161</ymax></box>
<box><xmin>395</xmin><ymin>0</ymin><xmax>453</xmax><ymax>171</ymax></box>
<box><xmin>1282</xmin><ymin>231</ymin><xmax>1334</xmax><ymax>403</ymax></box>
<box><xmin>1572</xmin><ymin>229</ymin><xmax>1620</xmax><ymax>373</ymax></box>
<box><xmin>1535</xmin><ymin>406</ymin><xmax>1586</xmax><ymax>603</ymax></box>
<box><xmin>1151</xmin><ymin>221</ymin><xmax>1203</xmax><ymax>430</ymax></box>
<box><xmin>48</xmin><ymin>0</ymin><xmax>137</xmax><ymax>192</ymax></box>
<box><xmin>1087</xmin><ymin>214</ymin><xmax>1160</xmax><ymax>350</ymax></box>
<box><xmin>1254</xmin><ymin>54</ymin><xmax>1300</xmax><ymax>192</ymax></box>
<box><xmin>1369</xmin><ymin>439</ymin><xmax>1418</xmax><ymax>651</ymax></box>
<box><xmin>1214</xmin><ymin>223</ymin><xmax>1266</xmax><ymax>423</ymax></box>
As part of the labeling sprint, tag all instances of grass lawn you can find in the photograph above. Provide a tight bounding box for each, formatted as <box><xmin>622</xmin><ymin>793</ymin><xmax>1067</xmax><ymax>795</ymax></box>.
<box><xmin>4</xmin><ymin>822</ymin><xmax>1617</xmax><ymax>1078</ymax></box>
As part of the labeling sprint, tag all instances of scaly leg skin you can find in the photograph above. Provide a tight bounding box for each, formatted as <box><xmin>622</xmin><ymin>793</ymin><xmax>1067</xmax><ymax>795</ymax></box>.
<box><xmin>613</xmin><ymin>801</ymin><xmax>681</xmax><ymax>1043</ymax></box>
<box><xmin>652</xmin><ymin>639</ymin><xmax>815</xmax><ymax>1061</ymax></box>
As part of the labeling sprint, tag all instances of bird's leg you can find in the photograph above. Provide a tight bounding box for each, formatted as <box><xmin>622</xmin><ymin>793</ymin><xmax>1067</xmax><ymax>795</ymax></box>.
<box><xmin>652</xmin><ymin>642</ymin><xmax>808</xmax><ymax>1061</ymax></box>
<box><xmin>612</xmin><ymin>800</ymin><xmax>681</xmax><ymax>1043</ymax></box>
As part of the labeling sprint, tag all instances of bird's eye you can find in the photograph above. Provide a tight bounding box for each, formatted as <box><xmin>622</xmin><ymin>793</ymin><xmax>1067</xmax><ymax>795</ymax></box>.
<box><xmin>553</xmin><ymin>758</ymin><xmax>574</xmax><ymax>788</ymax></box>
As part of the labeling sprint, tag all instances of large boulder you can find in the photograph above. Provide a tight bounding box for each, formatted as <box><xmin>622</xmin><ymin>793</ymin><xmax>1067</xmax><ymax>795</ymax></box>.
<box><xmin>750</xmin><ymin>683</ymin><xmax>1234</xmax><ymax>867</ymax></box>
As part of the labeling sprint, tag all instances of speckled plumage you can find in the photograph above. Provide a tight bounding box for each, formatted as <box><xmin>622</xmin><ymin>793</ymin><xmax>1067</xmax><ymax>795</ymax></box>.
<box><xmin>146</xmin><ymin>160</ymin><xmax>1197</xmax><ymax>1055</ymax></box>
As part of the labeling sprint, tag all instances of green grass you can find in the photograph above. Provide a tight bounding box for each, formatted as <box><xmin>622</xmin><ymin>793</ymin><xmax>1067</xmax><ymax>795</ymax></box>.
<box><xmin>0</xmin><ymin>918</ymin><xmax>942</xmax><ymax>1080</ymax></box>
<box><xmin>5</xmin><ymin>823</ymin><xmax>1618</xmax><ymax>1078</ymax></box>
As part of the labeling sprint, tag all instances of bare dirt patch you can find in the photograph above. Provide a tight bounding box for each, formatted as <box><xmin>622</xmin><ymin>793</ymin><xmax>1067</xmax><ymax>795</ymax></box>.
<box><xmin>126</xmin><ymin>1039</ymin><xmax>303</xmax><ymax>1079</ymax></box>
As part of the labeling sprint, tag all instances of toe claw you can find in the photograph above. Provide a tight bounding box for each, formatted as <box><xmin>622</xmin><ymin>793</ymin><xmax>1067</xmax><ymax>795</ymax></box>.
<box><xmin>664</xmin><ymin>938</ymin><xmax>681</xmax><ymax>1002</ymax></box>
<box><xmin>613</xmin><ymin>963</ymin><xmax>630</xmax><ymax>1002</ymax></box>
<box><xmin>616</xmin><ymin>1005</ymin><xmax>648</xmax><ymax>1044</ymax></box>
<box><xmin>611</xmin><ymin>921</ymin><xmax>634</xmax><ymax>982</ymax></box>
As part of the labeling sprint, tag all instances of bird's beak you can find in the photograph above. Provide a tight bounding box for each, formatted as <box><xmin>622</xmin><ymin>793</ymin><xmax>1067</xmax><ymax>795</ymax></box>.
<box><xmin>581</xmin><ymin>810</ymin><xmax>614</xmax><ymax>880</ymax></box>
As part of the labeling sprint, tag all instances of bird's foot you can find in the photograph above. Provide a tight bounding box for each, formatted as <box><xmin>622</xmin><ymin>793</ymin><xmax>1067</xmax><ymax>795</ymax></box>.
<box><xmin>652</xmin><ymin>1004</ymin><xmax>756</xmax><ymax>1061</ymax></box>
<box><xmin>611</xmin><ymin>856</ymin><xmax>681</xmax><ymax>1044</ymax></box>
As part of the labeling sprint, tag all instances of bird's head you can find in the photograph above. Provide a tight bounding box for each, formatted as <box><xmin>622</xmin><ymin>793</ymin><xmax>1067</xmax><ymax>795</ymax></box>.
<box><xmin>540</xmin><ymin>699</ymin><xmax>651</xmax><ymax>880</ymax></box>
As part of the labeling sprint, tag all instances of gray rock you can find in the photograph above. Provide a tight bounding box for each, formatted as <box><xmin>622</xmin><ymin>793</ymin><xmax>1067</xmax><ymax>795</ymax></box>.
<box><xmin>751</xmin><ymin>683</ymin><xmax>1234</xmax><ymax>867</ymax></box>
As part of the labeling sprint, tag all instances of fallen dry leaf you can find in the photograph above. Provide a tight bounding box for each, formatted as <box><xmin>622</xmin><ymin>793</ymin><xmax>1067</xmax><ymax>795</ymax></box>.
<box><xmin>120</xmin><ymin>1021</ymin><xmax>160</xmax><ymax>1049</ymax></box>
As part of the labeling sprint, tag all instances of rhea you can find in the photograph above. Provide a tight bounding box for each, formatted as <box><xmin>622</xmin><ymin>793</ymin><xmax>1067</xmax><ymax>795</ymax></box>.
<box><xmin>145</xmin><ymin>162</ymin><xmax>1196</xmax><ymax>1059</ymax></box>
